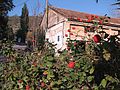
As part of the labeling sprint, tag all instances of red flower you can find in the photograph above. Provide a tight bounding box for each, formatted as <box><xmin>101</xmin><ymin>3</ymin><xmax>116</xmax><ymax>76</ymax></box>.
<box><xmin>72</xmin><ymin>27</ymin><xmax>76</xmax><ymax>30</ymax></box>
<box><xmin>65</xmin><ymin>34</ymin><xmax>68</xmax><ymax>37</ymax></box>
<box><xmin>41</xmin><ymin>82</ymin><xmax>45</xmax><ymax>87</ymax></box>
<box><xmin>65</xmin><ymin>43</ymin><xmax>68</xmax><ymax>45</ymax></box>
<box><xmin>77</xmin><ymin>18</ymin><xmax>82</xmax><ymax>22</ymax></box>
<box><xmin>86</xmin><ymin>15</ymin><xmax>92</xmax><ymax>20</ymax></box>
<box><xmin>84</xmin><ymin>30</ymin><xmax>87</xmax><ymax>33</ymax></box>
<box><xmin>26</xmin><ymin>85</ymin><xmax>30</xmax><ymax>90</ymax></box>
<box><xmin>95</xmin><ymin>15</ymin><xmax>99</xmax><ymax>19</ymax></box>
<box><xmin>18</xmin><ymin>80</ymin><xmax>22</xmax><ymax>83</ymax></box>
<box><xmin>67</xmin><ymin>29</ymin><xmax>71</xmax><ymax>32</ymax></box>
<box><xmin>67</xmin><ymin>46</ymin><xmax>70</xmax><ymax>50</ymax></box>
<box><xmin>68</xmin><ymin>61</ymin><xmax>75</xmax><ymax>68</ymax></box>
<box><xmin>70</xmin><ymin>33</ymin><xmax>73</xmax><ymax>35</ymax></box>
<box><xmin>87</xmin><ymin>19</ymin><xmax>91</xmax><ymax>22</ymax></box>
<box><xmin>32</xmin><ymin>40</ymin><xmax>35</xmax><ymax>42</ymax></box>
<box><xmin>74</xmin><ymin>42</ymin><xmax>77</xmax><ymax>46</ymax></box>
<box><xmin>99</xmin><ymin>20</ymin><xmax>103</xmax><ymax>24</ymax></box>
<box><xmin>93</xmin><ymin>34</ymin><xmax>101</xmax><ymax>43</ymax></box>
<box><xmin>88</xmin><ymin>16</ymin><xmax>92</xmax><ymax>20</ymax></box>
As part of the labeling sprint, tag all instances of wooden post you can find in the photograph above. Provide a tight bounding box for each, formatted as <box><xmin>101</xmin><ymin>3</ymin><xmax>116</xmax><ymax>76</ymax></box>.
<box><xmin>46</xmin><ymin>0</ymin><xmax>48</xmax><ymax>9</ymax></box>
<box><xmin>46</xmin><ymin>0</ymin><xmax>48</xmax><ymax>30</ymax></box>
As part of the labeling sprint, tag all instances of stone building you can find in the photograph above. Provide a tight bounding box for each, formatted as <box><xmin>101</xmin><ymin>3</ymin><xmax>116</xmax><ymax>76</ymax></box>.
<box><xmin>41</xmin><ymin>6</ymin><xmax>120</xmax><ymax>50</ymax></box>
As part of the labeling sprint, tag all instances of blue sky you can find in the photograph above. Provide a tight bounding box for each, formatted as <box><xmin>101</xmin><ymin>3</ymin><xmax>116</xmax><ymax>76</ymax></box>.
<box><xmin>8</xmin><ymin>0</ymin><xmax>118</xmax><ymax>17</ymax></box>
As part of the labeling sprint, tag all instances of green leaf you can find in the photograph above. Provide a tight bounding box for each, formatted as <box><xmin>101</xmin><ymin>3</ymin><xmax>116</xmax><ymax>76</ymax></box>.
<box><xmin>105</xmin><ymin>75</ymin><xmax>113</xmax><ymax>81</ymax></box>
<box><xmin>93</xmin><ymin>85</ymin><xmax>99</xmax><ymax>90</ymax></box>
<box><xmin>47</xmin><ymin>72</ymin><xmax>54</xmax><ymax>80</ymax></box>
<box><xmin>50</xmin><ymin>81</ymin><xmax>55</xmax><ymax>87</ymax></box>
<box><xmin>62</xmin><ymin>78</ymin><xmax>67</xmax><ymax>82</ymax></box>
<box><xmin>47</xmin><ymin>74</ymin><xmax>51</xmax><ymax>80</ymax></box>
<box><xmin>42</xmin><ymin>78</ymin><xmax>48</xmax><ymax>83</ymax></box>
<box><xmin>47</xmin><ymin>56</ymin><xmax>54</xmax><ymax>61</ymax></box>
<box><xmin>75</xmin><ymin>63</ymin><xmax>80</xmax><ymax>68</ymax></box>
<box><xmin>67</xmin><ymin>84</ymin><xmax>73</xmax><ymax>89</ymax></box>
<box><xmin>83</xmin><ymin>72</ymin><xmax>86</xmax><ymax>77</ymax></box>
<box><xmin>23</xmin><ymin>76</ymin><xmax>28</xmax><ymax>82</ymax></box>
<box><xmin>87</xmin><ymin>76</ymin><xmax>94</xmax><ymax>82</ymax></box>
<box><xmin>46</xmin><ymin>62</ymin><xmax>53</xmax><ymax>67</ymax></box>
<box><xmin>90</xmin><ymin>67</ymin><xmax>94</xmax><ymax>74</ymax></box>
<box><xmin>105</xmin><ymin>75</ymin><xmax>119</xmax><ymax>83</ymax></box>
<box><xmin>100</xmin><ymin>79</ymin><xmax>107</xmax><ymax>88</ymax></box>
<box><xmin>57</xmin><ymin>80</ymin><xmax>62</xmax><ymax>85</ymax></box>
<box><xmin>73</xmin><ymin>86</ymin><xmax>79</xmax><ymax>90</ymax></box>
<box><xmin>80</xmin><ymin>76</ymin><xmax>85</xmax><ymax>82</ymax></box>
<box><xmin>52</xmin><ymin>88</ymin><xmax>59</xmax><ymax>90</ymax></box>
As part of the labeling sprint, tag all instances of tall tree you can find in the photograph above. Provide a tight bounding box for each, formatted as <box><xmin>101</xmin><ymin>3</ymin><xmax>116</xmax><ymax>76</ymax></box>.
<box><xmin>0</xmin><ymin>0</ymin><xmax>14</xmax><ymax>40</ymax></box>
<box><xmin>17</xmin><ymin>3</ymin><xmax>29</xmax><ymax>43</ymax></box>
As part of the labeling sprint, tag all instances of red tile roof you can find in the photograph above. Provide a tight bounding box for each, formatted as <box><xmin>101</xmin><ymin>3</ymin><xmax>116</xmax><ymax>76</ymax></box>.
<box><xmin>49</xmin><ymin>6</ymin><xmax>120</xmax><ymax>24</ymax></box>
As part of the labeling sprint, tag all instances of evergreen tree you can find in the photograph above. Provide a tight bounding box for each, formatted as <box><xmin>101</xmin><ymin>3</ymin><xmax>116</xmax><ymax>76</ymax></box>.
<box><xmin>17</xmin><ymin>3</ymin><xmax>29</xmax><ymax>43</ymax></box>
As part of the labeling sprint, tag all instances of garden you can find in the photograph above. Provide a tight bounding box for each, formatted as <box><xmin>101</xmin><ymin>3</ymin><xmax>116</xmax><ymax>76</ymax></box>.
<box><xmin>0</xmin><ymin>15</ymin><xmax>120</xmax><ymax>90</ymax></box>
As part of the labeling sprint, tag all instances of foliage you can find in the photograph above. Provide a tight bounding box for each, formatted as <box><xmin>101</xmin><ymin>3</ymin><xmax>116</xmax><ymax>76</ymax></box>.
<box><xmin>0</xmin><ymin>15</ymin><xmax>14</xmax><ymax>41</ymax></box>
<box><xmin>37</xmin><ymin>27</ymin><xmax>45</xmax><ymax>50</ymax></box>
<box><xmin>0</xmin><ymin>15</ymin><xmax>120</xmax><ymax>90</ymax></box>
<box><xmin>0</xmin><ymin>0</ymin><xmax>14</xmax><ymax>15</ymax></box>
<box><xmin>0</xmin><ymin>0</ymin><xmax>14</xmax><ymax>41</ymax></box>
<box><xmin>0</xmin><ymin>15</ymin><xmax>8</xmax><ymax>40</ymax></box>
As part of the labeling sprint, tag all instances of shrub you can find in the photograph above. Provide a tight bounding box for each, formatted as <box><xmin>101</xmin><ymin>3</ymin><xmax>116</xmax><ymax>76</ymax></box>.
<box><xmin>0</xmin><ymin>15</ymin><xmax>120</xmax><ymax>90</ymax></box>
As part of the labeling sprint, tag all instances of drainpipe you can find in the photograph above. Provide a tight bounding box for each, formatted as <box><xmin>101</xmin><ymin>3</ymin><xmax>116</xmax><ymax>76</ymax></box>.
<box><xmin>62</xmin><ymin>21</ymin><xmax>65</xmax><ymax>50</ymax></box>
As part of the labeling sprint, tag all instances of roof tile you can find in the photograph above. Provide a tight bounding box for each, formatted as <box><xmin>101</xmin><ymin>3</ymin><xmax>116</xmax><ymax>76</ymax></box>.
<box><xmin>49</xmin><ymin>6</ymin><xmax>120</xmax><ymax>24</ymax></box>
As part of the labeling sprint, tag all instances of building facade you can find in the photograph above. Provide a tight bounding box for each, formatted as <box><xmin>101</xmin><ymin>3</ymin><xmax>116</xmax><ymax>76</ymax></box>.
<box><xmin>40</xmin><ymin>6</ymin><xmax>120</xmax><ymax>50</ymax></box>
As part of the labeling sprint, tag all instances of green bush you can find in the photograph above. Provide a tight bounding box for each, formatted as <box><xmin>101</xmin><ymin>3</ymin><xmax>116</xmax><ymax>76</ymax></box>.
<box><xmin>0</xmin><ymin>15</ymin><xmax>120</xmax><ymax>90</ymax></box>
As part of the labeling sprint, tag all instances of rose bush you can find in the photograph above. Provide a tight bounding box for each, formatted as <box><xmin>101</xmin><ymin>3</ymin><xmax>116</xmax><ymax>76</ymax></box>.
<box><xmin>0</xmin><ymin>15</ymin><xmax>120</xmax><ymax>90</ymax></box>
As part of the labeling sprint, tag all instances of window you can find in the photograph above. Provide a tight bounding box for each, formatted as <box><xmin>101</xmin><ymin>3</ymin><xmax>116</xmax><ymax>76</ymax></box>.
<box><xmin>85</xmin><ymin>26</ymin><xmax>95</xmax><ymax>32</ymax></box>
<box><xmin>57</xmin><ymin>36</ymin><xmax>60</xmax><ymax>42</ymax></box>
